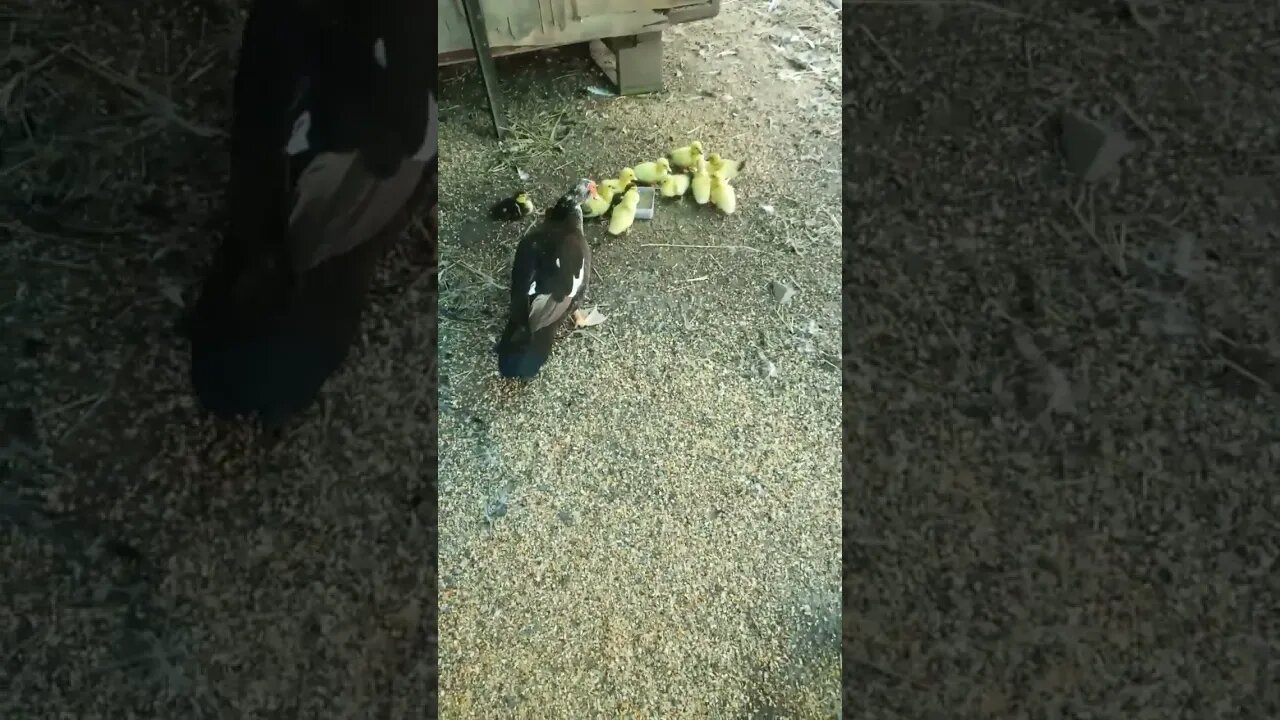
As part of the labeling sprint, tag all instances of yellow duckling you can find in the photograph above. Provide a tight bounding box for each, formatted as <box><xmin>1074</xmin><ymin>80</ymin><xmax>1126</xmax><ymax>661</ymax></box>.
<box><xmin>706</xmin><ymin>153</ymin><xmax>745</xmax><ymax>181</ymax></box>
<box><xmin>582</xmin><ymin>183</ymin><xmax>616</xmax><ymax>218</ymax></box>
<box><xmin>669</xmin><ymin>141</ymin><xmax>703</xmax><ymax>170</ymax></box>
<box><xmin>600</xmin><ymin>167</ymin><xmax>636</xmax><ymax>195</ymax></box>
<box><xmin>489</xmin><ymin>191</ymin><xmax>534</xmax><ymax>220</ymax></box>
<box><xmin>659</xmin><ymin>173</ymin><xmax>690</xmax><ymax>198</ymax></box>
<box><xmin>709</xmin><ymin>172</ymin><xmax>736</xmax><ymax>215</ymax></box>
<box><xmin>690</xmin><ymin>157</ymin><xmax>711</xmax><ymax>205</ymax></box>
<box><xmin>633</xmin><ymin>158</ymin><xmax>671</xmax><ymax>184</ymax></box>
<box><xmin>607</xmin><ymin>184</ymin><xmax>640</xmax><ymax>235</ymax></box>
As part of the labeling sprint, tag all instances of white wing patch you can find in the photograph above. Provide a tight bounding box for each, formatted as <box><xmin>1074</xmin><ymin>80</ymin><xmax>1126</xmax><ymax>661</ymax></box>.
<box><xmin>285</xmin><ymin>111</ymin><xmax>311</xmax><ymax>155</ymax></box>
<box><xmin>527</xmin><ymin>280</ymin><xmax>538</xmax><ymax>296</ymax></box>
<box><xmin>373</xmin><ymin>38</ymin><xmax>387</xmax><ymax>68</ymax></box>
<box><xmin>569</xmin><ymin>261</ymin><xmax>585</xmax><ymax>297</ymax></box>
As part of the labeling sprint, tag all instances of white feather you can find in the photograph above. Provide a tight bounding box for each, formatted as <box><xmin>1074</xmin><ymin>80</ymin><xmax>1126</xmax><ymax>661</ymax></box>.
<box><xmin>373</xmin><ymin>38</ymin><xmax>387</xmax><ymax>68</ymax></box>
<box><xmin>285</xmin><ymin>111</ymin><xmax>311</xmax><ymax>155</ymax></box>
<box><xmin>569</xmin><ymin>261</ymin><xmax>584</xmax><ymax>297</ymax></box>
<box><xmin>555</xmin><ymin>257</ymin><xmax>561</xmax><ymax>268</ymax></box>
<box><xmin>527</xmin><ymin>281</ymin><xmax>538</xmax><ymax>296</ymax></box>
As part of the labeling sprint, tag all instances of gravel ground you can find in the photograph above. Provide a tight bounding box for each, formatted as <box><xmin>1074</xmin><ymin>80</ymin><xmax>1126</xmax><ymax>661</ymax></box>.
<box><xmin>437</xmin><ymin>1</ymin><xmax>842</xmax><ymax>717</ymax></box>
<box><xmin>846</xmin><ymin>2</ymin><xmax>1278</xmax><ymax>717</ymax></box>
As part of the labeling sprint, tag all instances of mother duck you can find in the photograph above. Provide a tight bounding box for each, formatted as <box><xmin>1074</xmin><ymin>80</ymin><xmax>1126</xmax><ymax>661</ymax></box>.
<box><xmin>496</xmin><ymin>179</ymin><xmax>596</xmax><ymax>380</ymax></box>
<box><xmin>187</xmin><ymin>0</ymin><xmax>436</xmax><ymax>428</ymax></box>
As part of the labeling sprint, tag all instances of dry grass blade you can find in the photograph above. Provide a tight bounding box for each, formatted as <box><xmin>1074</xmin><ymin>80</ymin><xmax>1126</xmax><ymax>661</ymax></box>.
<box><xmin>55</xmin><ymin>45</ymin><xmax>225</xmax><ymax>139</ymax></box>
<box><xmin>855</xmin><ymin>24</ymin><xmax>905</xmax><ymax>77</ymax></box>
<box><xmin>1218</xmin><ymin>355</ymin><xmax>1277</xmax><ymax>396</ymax></box>
<box><xmin>438</xmin><ymin>260</ymin><xmax>502</xmax><ymax>324</ymax></box>
<box><xmin>496</xmin><ymin>108</ymin><xmax>572</xmax><ymax>167</ymax></box>
<box><xmin>639</xmin><ymin>243</ymin><xmax>761</xmax><ymax>251</ymax></box>
<box><xmin>1056</xmin><ymin>187</ymin><xmax>1127</xmax><ymax>277</ymax></box>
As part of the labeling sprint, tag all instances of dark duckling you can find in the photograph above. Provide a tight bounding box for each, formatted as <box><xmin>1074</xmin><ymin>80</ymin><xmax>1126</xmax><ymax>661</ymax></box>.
<box><xmin>490</xmin><ymin>191</ymin><xmax>535</xmax><ymax>221</ymax></box>
<box><xmin>186</xmin><ymin>0</ymin><xmax>436</xmax><ymax>429</ymax></box>
<box><xmin>495</xmin><ymin>179</ymin><xmax>596</xmax><ymax>380</ymax></box>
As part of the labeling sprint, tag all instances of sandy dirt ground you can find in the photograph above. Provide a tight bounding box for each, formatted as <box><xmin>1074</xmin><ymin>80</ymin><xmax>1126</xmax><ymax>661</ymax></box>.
<box><xmin>845</xmin><ymin>2</ymin><xmax>1278</xmax><ymax>717</ymax></box>
<box><xmin>436</xmin><ymin>0</ymin><xmax>842</xmax><ymax>717</ymax></box>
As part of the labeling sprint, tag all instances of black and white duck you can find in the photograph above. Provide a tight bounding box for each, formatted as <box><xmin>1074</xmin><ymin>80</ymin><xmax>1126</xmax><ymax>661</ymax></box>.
<box><xmin>495</xmin><ymin>179</ymin><xmax>596</xmax><ymax>380</ymax></box>
<box><xmin>186</xmin><ymin>0</ymin><xmax>437</xmax><ymax>429</ymax></box>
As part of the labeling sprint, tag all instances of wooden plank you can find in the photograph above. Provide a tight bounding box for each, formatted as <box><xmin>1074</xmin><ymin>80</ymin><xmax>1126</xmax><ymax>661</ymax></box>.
<box><xmin>438</xmin><ymin>0</ymin><xmax>716</xmax><ymax>61</ymax></box>
<box><xmin>576</xmin><ymin>0</ymin><xmax>693</xmax><ymax>13</ymax></box>
<box><xmin>442</xmin><ymin>13</ymin><xmax>670</xmax><ymax>54</ymax></box>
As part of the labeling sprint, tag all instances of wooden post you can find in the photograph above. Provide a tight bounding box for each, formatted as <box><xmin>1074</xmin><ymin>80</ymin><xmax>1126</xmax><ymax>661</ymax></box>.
<box><xmin>458</xmin><ymin>0</ymin><xmax>507</xmax><ymax>139</ymax></box>
<box><xmin>590</xmin><ymin>31</ymin><xmax>664</xmax><ymax>96</ymax></box>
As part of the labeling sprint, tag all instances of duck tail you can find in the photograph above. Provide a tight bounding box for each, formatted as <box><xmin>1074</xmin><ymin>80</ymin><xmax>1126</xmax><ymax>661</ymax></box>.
<box><xmin>497</xmin><ymin>349</ymin><xmax>549</xmax><ymax>380</ymax></box>
<box><xmin>495</xmin><ymin>322</ymin><xmax>555</xmax><ymax>380</ymax></box>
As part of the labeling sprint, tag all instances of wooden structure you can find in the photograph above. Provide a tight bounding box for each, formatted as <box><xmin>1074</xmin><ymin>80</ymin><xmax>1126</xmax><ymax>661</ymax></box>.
<box><xmin>439</xmin><ymin>0</ymin><xmax>720</xmax><ymax>96</ymax></box>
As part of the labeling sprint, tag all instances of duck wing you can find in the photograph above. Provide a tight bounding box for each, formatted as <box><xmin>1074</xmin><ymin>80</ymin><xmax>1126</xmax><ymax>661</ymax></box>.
<box><xmin>516</xmin><ymin>226</ymin><xmax>588</xmax><ymax>334</ymax></box>
<box><xmin>527</xmin><ymin>257</ymin><xmax>585</xmax><ymax>332</ymax></box>
<box><xmin>284</xmin><ymin>3</ymin><xmax>436</xmax><ymax>275</ymax></box>
<box><xmin>286</xmin><ymin>148</ymin><xmax>429</xmax><ymax>273</ymax></box>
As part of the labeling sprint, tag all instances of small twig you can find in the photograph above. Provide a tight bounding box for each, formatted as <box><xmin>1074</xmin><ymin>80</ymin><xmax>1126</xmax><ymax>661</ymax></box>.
<box><xmin>1219</xmin><ymin>355</ymin><xmax>1276</xmax><ymax>395</ymax></box>
<box><xmin>61</xmin><ymin>348</ymin><xmax>139</xmax><ymax>441</ymax></box>
<box><xmin>44</xmin><ymin>392</ymin><xmax>102</xmax><ymax>417</ymax></box>
<box><xmin>18</xmin><ymin>256</ymin><xmax>94</xmax><ymax>271</ymax></box>
<box><xmin>1062</xmin><ymin>188</ymin><xmax>1126</xmax><ymax>276</ymax></box>
<box><xmin>55</xmin><ymin>46</ymin><xmax>224</xmax><ymax>139</ymax></box>
<box><xmin>639</xmin><ymin>243</ymin><xmax>760</xmax><ymax>251</ymax></box>
<box><xmin>1113</xmin><ymin>92</ymin><xmax>1160</xmax><ymax>147</ymax></box>
<box><xmin>60</xmin><ymin>392</ymin><xmax>110</xmax><ymax>441</ymax></box>
<box><xmin>455</xmin><ymin>260</ymin><xmax>501</xmax><ymax>287</ymax></box>
<box><xmin>924</xmin><ymin>294</ymin><xmax>976</xmax><ymax>378</ymax></box>
<box><xmin>856</xmin><ymin>24</ymin><xmax>905</xmax><ymax>77</ymax></box>
<box><xmin>0</xmin><ymin>155</ymin><xmax>36</xmax><ymax>178</ymax></box>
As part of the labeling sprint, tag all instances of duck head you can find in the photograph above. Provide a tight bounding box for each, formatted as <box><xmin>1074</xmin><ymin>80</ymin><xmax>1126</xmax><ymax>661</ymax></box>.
<box><xmin>568</xmin><ymin>178</ymin><xmax>596</xmax><ymax>205</ymax></box>
<box><xmin>550</xmin><ymin>178</ymin><xmax>597</xmax><ymax>224</ymax></box>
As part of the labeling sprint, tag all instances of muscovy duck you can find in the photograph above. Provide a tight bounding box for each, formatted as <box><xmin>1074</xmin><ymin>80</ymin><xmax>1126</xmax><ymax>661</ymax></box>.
<box><xmin>495</xmin><ymin>179</ymin><xmax>596</xmax><ymax>380</ymax></box>
<box><xmin>187</xmin><ymin>0</ymin><xmax>437</xmax><ymax>428</ymax></box>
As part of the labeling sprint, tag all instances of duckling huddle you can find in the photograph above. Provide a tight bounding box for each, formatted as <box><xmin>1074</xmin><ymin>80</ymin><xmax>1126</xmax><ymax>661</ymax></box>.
<box><xmin>585</xmin><ymin>140</ymin><xmax>744</xmax><ymax>235</ymax></box>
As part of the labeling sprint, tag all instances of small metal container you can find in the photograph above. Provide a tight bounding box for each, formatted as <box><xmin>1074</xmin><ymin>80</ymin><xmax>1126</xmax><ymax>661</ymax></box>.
<box><xmin>634</xmin><ymin>186</ymin><xmax>658</xmax><ymax>220</ymax></box>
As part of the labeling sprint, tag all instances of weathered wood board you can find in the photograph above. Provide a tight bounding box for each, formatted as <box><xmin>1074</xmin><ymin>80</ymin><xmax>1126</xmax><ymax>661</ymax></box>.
<box><xmin>438</xmin><ymin>0</ymin><xmax>717</xmax><ymax>64</ymax></box>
